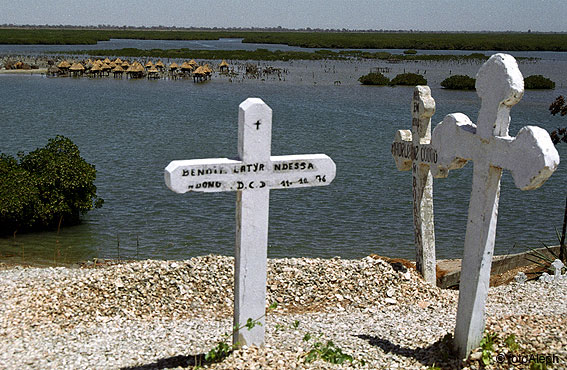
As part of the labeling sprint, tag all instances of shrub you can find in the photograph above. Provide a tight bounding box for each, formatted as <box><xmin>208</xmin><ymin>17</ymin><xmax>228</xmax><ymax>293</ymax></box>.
<box><xmin>524</xmin><ymin>75</ymin><xmax>555</xmax><ymax>89</ymax></box>
<box><xmin>0</xmin><ymin>136</ymin><xmax>103</xmax><ymax>234</ymax></box>
<box><xmin>390</xmin><ymin>73</ymin><xmax>427</xmax><ymax>86</ymax></box>
<box><xmin>358</xmin><ymin>72</ymin><xmax>390</xmax><ymax>85</ymax></box>
<box><xmin>403</xmin><ymin>49</ymin><xmax>417</xmax><ymax>55</ymax></box>
<box><xmin>441</xmin><ymin>75</ymin><xmax>476</xmax><ymax>90</ymax></box>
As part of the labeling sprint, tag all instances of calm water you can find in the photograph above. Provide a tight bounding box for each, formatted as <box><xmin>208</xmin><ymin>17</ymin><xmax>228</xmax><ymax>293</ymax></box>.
<box><xmin>1</xmin><ymin>42</ymin><xmax>567</xmax><ymax>264</ymax></box>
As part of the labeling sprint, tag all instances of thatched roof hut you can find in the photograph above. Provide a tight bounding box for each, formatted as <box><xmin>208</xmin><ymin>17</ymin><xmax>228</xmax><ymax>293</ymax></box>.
<box><xmin>57</xmin><ymin>60</ymin><xmax>71</xmax><ymax>69</ymax></box>
<box><xmin>219</xmin><ymin>59</ymin><xmax>229</xmax><ymax>72</ymax></box>
<box><xmin>114</xmin><ymin>58</ymin><xmax>123</xmax><ymax>65</ymax></box>
<box><xmin>69</xmin><ymin>62</ymin><xmax>85</xmax><ymax>71</ymax></box>
<box><xmin>169</xmin><ymin>62</ymin><xmax>179</xmax><ymax>70</ymax></box>
<box><xmin>89</xmin><ymin>64</ymin><xmax>102</xmax><ymax>77</ymax></box>
<box><xmin>155</xmin><ymin>60</ymin><xmax>165</xmax><ymax>70</ymax></box>
<box><xmin>126</xmin><ymin>62</ymin><xmax>145</xmax><ymax>78</ymax></box>
<box><xmin>112</xmin><ymin>65</ymin><xmax>125</xmax><ymax>78</ymax></box>
<box><xmin>103</xmin><ymin>58</ymin><xmax>112</xmax><ymax>64</ymax></box>
<box><xmin>180</xmin><ymin>62</ymin><xmax>193</xmax><ymax>71</ymax></box>
<box><xmin>189</xmin><ymin>59</ymin><xmax>198</xmax><ymax>67</ymax></box>
<box><xmin>147</xmin><ymin>66</ymin><xmax>160</xmax><ymax>79</ymax></box>
<box><xmin>145</xmin><ymin>61</ymin><xmax>154</xmax><ymax>69</ymax></box>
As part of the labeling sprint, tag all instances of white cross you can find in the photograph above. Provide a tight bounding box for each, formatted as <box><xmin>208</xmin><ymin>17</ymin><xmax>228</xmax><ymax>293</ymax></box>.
<box><xmin>391</xmin><ymin>86</ymin><xmax>437</xmax><ymax>284</ymax></box>
<box><xmin>430</xmin><ymin>53</ymin><xmax>560</xmax><ymax>358</ymax></box>
<box><xmin>551</xmin><ymin>259</ymin><xmax>565</xmax><ymax>280</ymax></box>
<box><xmin>164</xmin><ymin>98</ymin><xmax>336</xmax><ymax>347</ymax></box>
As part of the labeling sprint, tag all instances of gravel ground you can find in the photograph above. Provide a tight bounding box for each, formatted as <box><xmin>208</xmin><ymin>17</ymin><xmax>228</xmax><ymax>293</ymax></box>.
<box><xmin>0</xmin><ymin>255</ymin><xmax>565</xmax><ymax>369</ymax></box>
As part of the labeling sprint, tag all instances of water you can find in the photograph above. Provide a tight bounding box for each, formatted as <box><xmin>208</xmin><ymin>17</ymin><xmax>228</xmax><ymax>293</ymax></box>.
<box><xmin>1</xmin><ymin>42</ymin><xmax>567</xmax><ymax>265</ymax></box>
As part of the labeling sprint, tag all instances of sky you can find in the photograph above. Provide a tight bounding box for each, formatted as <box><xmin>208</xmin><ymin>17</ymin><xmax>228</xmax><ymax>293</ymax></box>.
<box><xmin>1</xmin><ymin>0</ymin><xmax>566</xmax><ymax>32</ymax></box>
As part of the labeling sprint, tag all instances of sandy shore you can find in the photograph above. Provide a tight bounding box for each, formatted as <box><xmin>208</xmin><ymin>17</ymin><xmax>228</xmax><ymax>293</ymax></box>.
<box><xmin>0</xmin><ymin>255</ymin><xmax>565</xmax><ymax>369</ymax></box>
<box><xmin>0</xmin><ymin>68</ymin><xmax>47</xmax><ymax>74</ymax></box>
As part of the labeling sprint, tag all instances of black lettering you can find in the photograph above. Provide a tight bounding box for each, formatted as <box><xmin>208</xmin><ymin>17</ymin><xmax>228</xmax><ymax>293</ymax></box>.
<box><xmin>259</xmin><ymin>181</ymin><xmax>266</xmax><ymax>188</ymax></box>
<box><xmin>249</xmin><ymin>181</ymin><xmax>255</xmax><ymax>189</ymax></box>
<box><xmin>274</xmin><ymin>164</ymin><xmax>281</xmax><ymax>171</ymax></box>
<box><xmin>259</xmin><ymin>164</ymin><xmax>265</xmax><ymax>171</ymax></box>
<box><xmin>237</xmin><ymin>181</ymin><xmax>245</xmax><ymax>190</ymax></box>
<box><xmin>182</xmin><ymin>169</ymin><xmax>189</xmax><ymax>176</ymax></box>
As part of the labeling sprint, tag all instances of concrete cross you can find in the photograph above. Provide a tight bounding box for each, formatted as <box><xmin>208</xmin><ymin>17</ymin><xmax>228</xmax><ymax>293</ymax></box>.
<box><xmin>551</xmin><ymin>259</ymin><xmax>565</xmax><ymax>280</ymax></box>
<box><xmin>430</xmin><ymin>53</ymin><xmax>560</xmax><ymax>358</ymax></box>
<box><xmin>391</xmin><ymin>85</ymin><xmax>438</xmax><ymax>284</ymax></box>
<box><xmin>165</xmin><ymin>98</ymin><xmax>336</xmax><ymax>347</ymax></box>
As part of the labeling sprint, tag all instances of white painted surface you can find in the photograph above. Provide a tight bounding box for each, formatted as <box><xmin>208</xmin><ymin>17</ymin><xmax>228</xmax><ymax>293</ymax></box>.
<box><xmin>430</xmin><ymin>54</ymin><xmax>560</xmax><ymax>358</ymax></box>
<box><xmin>164</xmin><ymin>98</ymin><xmax>336</xmax><ymax>347</ymax></box>
<box><xmin>391</xmin><ymin>86</ymin><xmax>437</xmax><ymax>283</ymax></box>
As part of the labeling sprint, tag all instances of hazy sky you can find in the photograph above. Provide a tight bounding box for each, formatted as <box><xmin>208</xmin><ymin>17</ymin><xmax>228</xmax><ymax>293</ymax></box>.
<box><xmin>2</xmin><ymin>0</ymin><xmax>566</xmax><ymax>32</ymax></box>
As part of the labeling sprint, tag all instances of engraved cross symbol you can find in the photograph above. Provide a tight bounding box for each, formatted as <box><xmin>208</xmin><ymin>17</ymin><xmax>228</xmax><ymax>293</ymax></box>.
<box><xmin>430</xmin><ymin>54</ymin><xmax>560</xmax><ymax>358</ymax></box>
<box><xmin>391</xmin><ymin>86</ymin><xmax>438</xmax><ymax>283</ymax></box>
<box><xmin>254</xmin><ymin>120</ymin><xmax>261</xmax><ymax>130</ymax></box>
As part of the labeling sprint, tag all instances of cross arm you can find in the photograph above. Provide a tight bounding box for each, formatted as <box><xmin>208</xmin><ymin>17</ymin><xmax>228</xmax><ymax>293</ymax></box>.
<box><xmin>430</xmin><ymin>113</ymin><xmax>476</xmax><ymax>178</ymax></box>
<box><xmin>431</xmin><ymin>114</ymin><xmax>560</xmax><ymax>190</ymax></box>
<box><xmin>164</xmin><ymin>154</ymin><xmax>336</xmax><ymax>193</ymax></box>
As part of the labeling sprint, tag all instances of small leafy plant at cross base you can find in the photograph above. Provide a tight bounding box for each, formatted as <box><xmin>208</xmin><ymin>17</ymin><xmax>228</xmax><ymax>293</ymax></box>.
<box><xmin>203</xmin><ymin>301</ymin><xmax>278</xmax><ymax>365</ymax></box>
<box><xmin>479</xmin><ymin>331</ymin><xmax>498</xmax><ymax>366</ymax></box>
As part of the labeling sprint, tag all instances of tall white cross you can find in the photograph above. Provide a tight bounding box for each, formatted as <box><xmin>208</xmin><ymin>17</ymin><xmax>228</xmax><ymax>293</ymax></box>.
<box><xmin>391</xmin><ymin>86</ymin><xmax>437</xmax><ymax>284</ymax></box>
<box><xmin>164</xmin><ymin>98</ymin><xmax>336</xmax><ymax>347</ymax></box>
<box><xmin>430</xmin><ymin>54</ymin><xmax>560</xmax><ymax>358</ymax></box>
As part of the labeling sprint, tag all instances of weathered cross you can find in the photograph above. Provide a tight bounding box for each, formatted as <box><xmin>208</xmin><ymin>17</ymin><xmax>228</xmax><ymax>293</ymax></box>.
<box><xmin>164</xmin><ymin>98</ymin><xmax>336</xmax><ymax>347</ymax></box>
<box><xmin>391</xmin><ymin>86</ymin><xmax>438</xmax><ymax>284</ymax></box>
<box><xmin>430</xmin><ymin>54</ymin><xmax>560</xmax><ymax>358</ymax></box>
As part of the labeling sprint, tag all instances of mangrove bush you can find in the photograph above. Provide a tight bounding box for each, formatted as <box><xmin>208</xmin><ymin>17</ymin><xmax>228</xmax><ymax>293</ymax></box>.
<box><xmin>524</xmin><ymin>75</ymin><xmax>555</xmax><ymax>89</ymax></box>
<box><xmin>0</xmin><ymin>136</ymin><xmax>103</xmax><ymax>235</ymax></box>
<box><xmin>358</xmin><ymin>72</ymin><xmax>390</xmax><ymax>85</ymax></box>
<box><xmin>390</xmin><ymin>73</ymin><xmax>427</xmax><ymax>86</ymax></box>
<box><xmin>440</xmin><ymin>75</ymin><xmax>476</xmax><ymax>90</ymax></box>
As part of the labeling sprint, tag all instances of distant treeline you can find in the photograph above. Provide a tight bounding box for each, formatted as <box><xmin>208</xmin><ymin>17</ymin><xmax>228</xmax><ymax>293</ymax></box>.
<box><xmin>68</xmin><ymin>48</ymin><xmax>491</xmax><ymax>62</ymax></box>
<box><xmin>1</xmin><ymin>28</ymin><xmax>567</xmax><ymax>51</ymax></box>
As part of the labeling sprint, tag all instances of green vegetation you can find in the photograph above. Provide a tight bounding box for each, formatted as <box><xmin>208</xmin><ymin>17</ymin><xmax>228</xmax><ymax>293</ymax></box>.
<box><xmin>358</xmin><ymin>72</ymin><xmax>427</xmax><ymax>86</ymax></box>
<box><xmin>303</xmin><ymin>338</ymin><xmax>354</xmax><ymax>365</ymax></box>
<box><xmin>390</xmin><ymin>73</ymin><xmax>427</xmax><ymax>86</ymax></box>
<box><xmin>479</xmin><ymin>331</ymin><xmax>498</xmax><ymax>366</ymax></box>
<box><xmin>358</xmin><ymin>72</ymin><xmax>390</xmax><ymax>85</ymax></box>
<box><xmin>403</xmin><ymin>49</ymin><xmax>417</xmax><ymax>54</ymax></box>
<box><xmin>440</xmin><ymin>75</ymin><xmax>476</xmax><ymax>90</ymax></box>
<box><xmin>66</xmin><ymin>47</ymin><xmax>490</xmax><ymax>62</ymax></box>
<box><xmin>524</xmin><ymin>75</ymin><xmax>555</xmax><ymax>89</ymax></box>
<box><xmin>1</xmin><ymin>28</ymin><xmax>566</xmax><ymax>51</ymax></box>
<box><xmin>0</xmin><ymin>136</ymin><xmax>103</xmax><ymax>235</ymax></box>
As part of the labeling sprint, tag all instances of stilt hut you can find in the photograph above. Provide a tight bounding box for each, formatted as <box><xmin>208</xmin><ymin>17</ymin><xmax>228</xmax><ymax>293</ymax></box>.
<box><xmin>89</xmin><ymin>64</ymin><xmax>102</xmax><ymax>77</ymax></box>
<box><xmin>103</xmin><ymin>58</ymin><xmax>112</xmax><ymax>65</ymax></box>
<box><xmin>192</xmin><ymin>66</ymin><xmax>206</xmax><ymax>82</ymax></box>
<box><xmin>69</xmin><ymin>62</ymin><xmax>85</xmax><ymax>77</ymax></box>
<box><xmin>203</xmin><ymin>64</ymin><xmax>213</xmax><ymax>80</ymax></box>
<box><xmin>180</xmin><ymin>62</ymin><xmax>194</xmax><ymax>77</ymax></box>
<box><xmin>112</xmin><ymin>65</ymin><xmax>125</xmax><ymax>78</ymax></box>
<box><xmin>57</xmin><ymin>60</ymin><xmax>71</xmax><ymax>75</ymax></box>
<box><xmin>189</xmin><ymin>59</ymin><xmax>198</xmax><ymax>68</ymax></box>
<box><xmin>219</xmin><ymin>60</ymin><xmax>229</xmax><ymax>72</ymax></box>
<box><xmin>126</xmin><ymin>62</ymin><xmax>145</xmax><ymax>79</ymax></box>
<box><xmin>147</xmin><ymin>66</ymin><xmax>160</xmax><ymax>79</ymax></box>
<box><xmin>145</xmin><ymin>61</ymin><xmax>154</xmax><ymax>70</ymax></box>
<box><xmin>101</xmin><ymin>62</ymin><xmax>112</xmax><ymax>76</ymax></box>
<box><xmin>114</xmin><ymin>58</ymin><xmax>123</xmax><ymax>65</ymax></box>
<box><xmin>155</xmin><ymin>60</ymin><xmax>165</xmax><ymax>71</ymax></box>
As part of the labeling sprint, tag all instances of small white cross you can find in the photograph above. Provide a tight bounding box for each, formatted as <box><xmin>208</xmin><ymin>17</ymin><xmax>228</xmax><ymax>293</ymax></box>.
<box><xmin>165</xmin><ymin>98</ymin><xmax>336</xmax><ymax>347</ymax></box>
<box><xmin>430</xmin><ymin>53</ymin><xmax>560</xmax><ymax>358</ymax></box>
<box><xmin>551</xmin><ymin>259</ymin><xmax>565</xmax><ymax>280</ymax></box>
<box><xmin>391</xmin><ymin>86</ymin><xmax>437</xmax><ymax>283</ymax></box>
